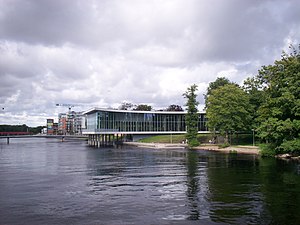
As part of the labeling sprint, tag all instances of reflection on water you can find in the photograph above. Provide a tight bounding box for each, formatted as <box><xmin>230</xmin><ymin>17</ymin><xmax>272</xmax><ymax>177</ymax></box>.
<box><xmin>0</xmin><ymin>138</ymin><xmax>300</xmax><ymax>224</ymax></box>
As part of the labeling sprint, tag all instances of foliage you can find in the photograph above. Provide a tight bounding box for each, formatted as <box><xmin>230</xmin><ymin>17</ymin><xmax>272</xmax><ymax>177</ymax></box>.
<box><xmin>0</xmin><ymin>124</ymin><xmax>28</xmax><ymax>132</ymax></box>
<box><xmin>276</xmin><ymin>138</ymin><xmax>300</xmax><ymax>154</ymax></box>
<box><xmin>0</xmin><ymin>124</ymin><xmax>45</xmax><ymax>134</ymax></box>
<box><xmin>119</xmin><ymin>102</ymin><xmax>134</xmax><ymax>110</ymax></box>
<box><xmin>242</xmin><ymin>77</ymin><xmax>266</xmax><ymax>128</ymax></box>
<box><xmin>206</xmin><ymin>84</ymin><xmax>253</xmax><ymax>144</ymax></box>
<box><xmin>119</xmin><ymin>102</ymin><xmax>153</xmax><ymax>111</ymax></box>
<box><xmin>133</xmin><ymin>104</ymin><xmax>152</xmax><ymax>111</ymax></box>
<box><xmin>29</xmin><ymin>126</ymin><xmax>46</xmax><ymax>134</ymax></box>
<box><xmin>219</xmin><ymin>142</ymin><xmax>230</xmax><ymax>148</ymax></box>
<box><xmin>183</xmin><ymin>84</ymin><xmax>200</xmax><ymax>147</ymax></box>
<box><xmin>204</xmin><ymin>77</ymin><xmax>237</xmax><ymax>108</ymax></box>
<box><xmin>165</xmin><ymin>104</ymin><xmax>184</xmax><ymax>111</ymax></box>
<box><xmin>256</xmin><ymin>45</ymin><xmax>300</xmax><ymax>154</ymax></box>
<box><xmin>259</xmin><ymin>143</ymin><xmax>277</xmax><ymax>157</ymax></box>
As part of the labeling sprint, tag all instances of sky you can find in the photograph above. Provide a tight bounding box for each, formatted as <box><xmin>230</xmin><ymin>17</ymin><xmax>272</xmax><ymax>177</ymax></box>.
<box><xmin>0</xmin><ymin>0</ymin><xmax>300</xmax><ymax>126</ymax></box>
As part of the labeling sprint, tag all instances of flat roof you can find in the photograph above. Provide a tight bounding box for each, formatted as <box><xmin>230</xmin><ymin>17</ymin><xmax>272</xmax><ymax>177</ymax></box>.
<box><xmin>83</xmin><ymin>107</ymin><xmax>206</xmax><ymax>115</ymax></box>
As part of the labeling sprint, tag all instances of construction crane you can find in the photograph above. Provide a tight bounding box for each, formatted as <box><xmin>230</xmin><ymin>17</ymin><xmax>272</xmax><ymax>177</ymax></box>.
<box><xmin>56</xmin><ymin>103</ymin><xmax>98</xmax><ymax>111</ymax></box>
<box><xmin>55</xmin><ymin>103</ymin><xmax>81</xmax><ymax>111</ymax></box>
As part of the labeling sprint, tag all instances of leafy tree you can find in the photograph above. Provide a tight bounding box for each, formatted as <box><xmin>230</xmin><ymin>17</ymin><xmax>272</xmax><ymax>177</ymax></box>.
<box><xmin>256</xmin><ymin>45</ymin><xmax>300</xmax><ymax>154</ymax></box>
<box><xmin>242</xmin><ymin>77</ymin><xmax>266</xmax><ymax>128</ymax></box>
<box><xmin>134</xmin><ymin>104</ymin><xmax>152</xmax><ymax>111</ymax></box>
<box><xmin>0</xmin><ymin>124</ymin><xmax>44</xmax><ymax>134</ymax></box>
<box><xmin>119</xmin><ymin>102</ymin><xmax>135</xmax><ymax>110</ymax></box>
<box><xmin>206</xmin><ymin>84</ymin><xmax>253</xmax><ymax>144</ymax></box>
<box><xmin>183</xmin><ymin>84</ymin><xmax>199</xmax><ymax>147</ymax></box>
<box><xmin>204</xmin><ymin>77</ymin><xmax>237</xmax><ymax>108</ymax></box>
<box><xmin>165</xmin><ymin>104</ymin><xmax>184</xmax><ymax>111</ymax></box>
<box><xmin>243</xmin><ymin>77</ymin><xmax>265</xmax><ymax>111</ymax></box>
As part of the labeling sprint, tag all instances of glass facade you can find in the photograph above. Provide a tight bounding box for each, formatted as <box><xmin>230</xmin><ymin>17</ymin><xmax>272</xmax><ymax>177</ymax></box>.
<box><xmin>84</xmin><ymin>109</ymin><xmax>207</xmax><ymax>134</ymax></box>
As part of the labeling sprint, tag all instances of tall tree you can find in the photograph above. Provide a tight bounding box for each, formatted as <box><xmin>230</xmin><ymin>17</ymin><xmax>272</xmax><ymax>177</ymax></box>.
<box><xmin>256</xmin><ymin>45</ymin><xmax>300</xmax><ymax>154</ymax></box>
<box><xmin>183</xmin><ymin>84</ymin><xmax>199</xmax><ymax>147</ymax></box>
<box><xmin>206</xmin><ymin>84</ymin><xmax>253</xmax><ymax>144</ymax></box>
<box><xmin>204</xmin><ymin>77</ymin><xmax>237</xmax><ymax>108</ymax></box>
<box><xmin>242</xmin><ymin>77</ymin><xmax>266</xmax><ymax>128</ymax></box>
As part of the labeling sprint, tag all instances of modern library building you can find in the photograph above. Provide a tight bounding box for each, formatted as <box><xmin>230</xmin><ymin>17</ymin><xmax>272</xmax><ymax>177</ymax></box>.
<box><xmin>83</xmin><ymin>108</ymin><xmax>207</xmax><ymax>135</ymax></box>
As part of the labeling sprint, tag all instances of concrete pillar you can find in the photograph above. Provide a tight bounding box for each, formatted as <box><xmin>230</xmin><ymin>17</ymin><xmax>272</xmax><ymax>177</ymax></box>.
<box><xmin>97</xmin><ymin>134</ymin><xmax>100</xmax><ymax>148</ymax></box>
<box><xmin>101</xmin><ymin>134</ymin><xmax>104</xmax><ymax>146</ymax></box>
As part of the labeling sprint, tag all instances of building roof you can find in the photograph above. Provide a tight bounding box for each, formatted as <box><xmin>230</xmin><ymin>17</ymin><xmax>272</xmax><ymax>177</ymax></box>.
<box><xmin>83</xmin><ymin>107</ymin><xmax>205</xmax><ymax>115</ymax></box>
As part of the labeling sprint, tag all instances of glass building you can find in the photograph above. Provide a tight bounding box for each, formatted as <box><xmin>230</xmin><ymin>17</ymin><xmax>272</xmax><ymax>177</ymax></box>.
<box><xmin>83</xmin><ymin>108</ymin><xmax>207</xmax><ymax>134</ymax></box>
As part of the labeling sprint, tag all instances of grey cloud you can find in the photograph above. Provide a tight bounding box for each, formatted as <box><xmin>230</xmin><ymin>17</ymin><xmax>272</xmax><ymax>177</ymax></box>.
<box><xmin>1</xmin><ymin>0</ymin><xmax>300</xmax><ymax>126</ymax></box>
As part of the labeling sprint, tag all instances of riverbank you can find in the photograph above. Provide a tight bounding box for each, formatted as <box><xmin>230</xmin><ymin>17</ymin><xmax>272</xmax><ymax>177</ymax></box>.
<box><xmin>124</xmin><ymin>142</ymin><xmax>260</xmax><ymax>154</ymax></box>
<box><xmin>193</xmin><ymin>144</ymin><xmax>260</xmax><ymax>155</ymax></box>
<box><xmin>123</xmin><ymin>142</ymin><xmax>187</xmax><ymax>149</ymax></box>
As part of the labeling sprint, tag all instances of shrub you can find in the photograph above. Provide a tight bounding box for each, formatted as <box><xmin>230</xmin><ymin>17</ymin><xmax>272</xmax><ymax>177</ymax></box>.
<box><xmin>277</xmin><ymin>139</ymin><xmax>300</xmax><ymax>154</ymax></box>
<box><xmin>188</xmin><ymin>139</ymin><xmax>200</xmax><ymax>148</ymax></box>
<box><xmin>219</xmin><ymin>142</ymin><xmax>230</xmax><ymax>148</ymax></box>
<box><xmin>259</xmin><ymin>143</ymin><xmax>276</xmax><ymax>157</ymax></box>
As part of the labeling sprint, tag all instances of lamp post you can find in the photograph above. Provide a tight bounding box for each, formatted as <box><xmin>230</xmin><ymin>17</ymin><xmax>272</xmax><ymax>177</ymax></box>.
<box><xmin>252</xmin><ymin>129</ymin><xmax>255</xmax><ymax>146</ymax></box>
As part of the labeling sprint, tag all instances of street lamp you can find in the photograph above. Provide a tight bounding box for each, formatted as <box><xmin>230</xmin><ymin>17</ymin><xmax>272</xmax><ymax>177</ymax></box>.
<box><xmin>252</xmin><ymin>129</ymin><xmax>255</xmax><ymax>146</ymax></box>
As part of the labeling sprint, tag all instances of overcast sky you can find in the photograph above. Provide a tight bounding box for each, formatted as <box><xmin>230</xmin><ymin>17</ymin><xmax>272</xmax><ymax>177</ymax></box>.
<box><xmin>1</xmin><ymin>0</ymin><xmax>300</xmax><ymax>126</ymax></box>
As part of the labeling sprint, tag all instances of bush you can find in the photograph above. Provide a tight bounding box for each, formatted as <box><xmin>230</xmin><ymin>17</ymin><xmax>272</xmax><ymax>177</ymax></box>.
<box><xmin>277</xmin><ymin>138</ymin><xmax>300</xmax><ymax>154</ymax></box>
<box><xmin>259</xmin><ymin>143</ymin><xmax>276</xmax><ymax>157</ymax></box>
<box><xmin>188</xmin><ymin>139</ymin><xmax>200</xmax><ymax>148</ymax></box>
<box><xmin>219</xmin><ymin>142</ymin><xmax>230</xmax><ymax>148</ymax></box>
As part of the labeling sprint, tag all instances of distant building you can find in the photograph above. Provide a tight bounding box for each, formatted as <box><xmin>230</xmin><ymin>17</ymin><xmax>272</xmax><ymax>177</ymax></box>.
<box><xmin>53</xmin><ymin>123</ymin><xmax>58</xmax><ymax>135</ymax></box>
<box><xmin>41</xmin><ymin>128</ymin><xmax>47</xmax><ymax>134</ymax></box>
<box><xmin>57</xmin><ymin>111</ymin><xmax>85</xmax><ymax>135</ymax></box>
<box><xmin>46</xmin><ymin>119</ymin><xmax>54</xmax><ymax>135</ymax></box>
<box><xmin>58</xmin><ymin>113</ymin><xmax>67</xmax><ymax>135</ymax></box>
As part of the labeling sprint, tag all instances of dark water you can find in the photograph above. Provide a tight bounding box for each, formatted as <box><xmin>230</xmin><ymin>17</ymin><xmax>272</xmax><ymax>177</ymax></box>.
<box><xmin>1</xmin><ymin>139</ymin><xmax>300</xmax><ymax>225</ymax></box>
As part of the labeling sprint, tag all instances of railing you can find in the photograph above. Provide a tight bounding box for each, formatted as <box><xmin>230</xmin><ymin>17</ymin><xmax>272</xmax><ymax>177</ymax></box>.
<box><xmin>0</xmin><ymin>132</ymin><xmax>31</xmax><ymax>136</ymax></box>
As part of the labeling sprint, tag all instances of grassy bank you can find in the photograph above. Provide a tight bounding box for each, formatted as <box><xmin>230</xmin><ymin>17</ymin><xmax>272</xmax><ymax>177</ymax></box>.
<box><xmin>139</xmin><ymin>133</ymin><xmax>256</xmax><ymax>146</ymax></box>
<box><xmin>139</xmin><ymin>134</ymin><xmax>186</xmax><ymax>143</ymax></box>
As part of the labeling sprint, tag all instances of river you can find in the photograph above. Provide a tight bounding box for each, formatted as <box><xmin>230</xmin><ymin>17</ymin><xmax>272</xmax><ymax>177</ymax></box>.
<box><xmin>0</xmin><ymin>138</ymin><xmax>300</xmax><ymax>225</ymax></box>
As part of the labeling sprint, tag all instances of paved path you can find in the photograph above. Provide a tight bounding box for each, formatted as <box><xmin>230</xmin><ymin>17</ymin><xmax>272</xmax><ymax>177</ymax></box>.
<box><xmin>194</xmin><ymin>144</ymin><xmax>260</xmax><ymax>154</ymax></box>
<box><xmin>124</xmin><ymin>142</ymin><xmax>260</xmax><ymax>154</ymax></box>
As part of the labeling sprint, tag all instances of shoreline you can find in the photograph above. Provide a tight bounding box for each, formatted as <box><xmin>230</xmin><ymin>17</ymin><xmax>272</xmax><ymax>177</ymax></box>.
<box><xmin>123</xmin><ymin>142</ymin><xmax>260</xmax><ymax>154</ymax></box>
<box><xmin>123</xmin><ymin>142</ymin><xmax>187</xmax><ymax>149</ymax></box>
<box><xmin>193</xmin><ymin>144</ymin><xmax>260</xmax><ymax>155</ymax></box>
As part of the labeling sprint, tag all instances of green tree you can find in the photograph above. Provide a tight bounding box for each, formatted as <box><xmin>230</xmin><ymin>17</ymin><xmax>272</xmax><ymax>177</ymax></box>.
<box><xmin>183</xmin><ymin>84</ymin><xmax>199</xmax><ymax>147</ymax></box>
<box><xmin>256</xmin><ymin>45</ymin><xmax>300</xmax><ymax>154</ymax></box>
<box><xmin>165</xmin><ymin>104</ymin><xmax>184</xmax><ymax>111</ymax></box>
<box><xmin>119</xmin><ymin>102</ymin><xmax>134</xmax><ymax>110</ymax></box>
<box><xmin>134</xmin><ymin>104</ymin><xmax>152</xmax><ymax>111</ymax></box>
<box><xmin>242</xmin><ymin>77</ymin><xmax>266</xmax><ymax>128</ymax></box>
<box><xmin>204</xmin><ymin>77</ymin><xmax>237</xmax><ymax>108</ymax></box>
<box><xmin>206</xmin><ymin>84</ymin><xmax>253</xmax><ymax>144</ymax></box>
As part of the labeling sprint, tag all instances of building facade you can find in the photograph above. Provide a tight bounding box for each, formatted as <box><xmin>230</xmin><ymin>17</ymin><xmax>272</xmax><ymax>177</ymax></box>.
<box><xmin>58</xmin><ymin>111</ymin><xmax>85</xmax><ymax>135</ymax></box>
<box><xmin>83</xmin><ymin>108</ymin><xmax>207</xmax><ymax>134</ymax></box>
<box><xmin>46</xmin><ymin>119</ymin><xmax>58</xmax><ymax>135</ymax></box>
<box><xmin>58</xmin><ymin>113</ymin><xmax>67</xmax><ymax>135</ymax></box>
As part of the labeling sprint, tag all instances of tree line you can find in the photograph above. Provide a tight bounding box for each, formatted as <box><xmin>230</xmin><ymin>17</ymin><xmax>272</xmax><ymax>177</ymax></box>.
<box><xmin>0</xmin><ymin>124</ymin><xmax>45</xmax><ymax>134</ymax></box>
<box><xmin>184</xmin><ymin>45</ymin><xmax>300</xmax><ymax>156</ymax></box>
<box><xmin>118</xmin><ymin>102</ymin><xmax>183</xmax><ymax>112</ymax></box>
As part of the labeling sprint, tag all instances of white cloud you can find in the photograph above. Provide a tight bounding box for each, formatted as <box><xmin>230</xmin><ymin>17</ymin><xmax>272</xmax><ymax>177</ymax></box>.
<box><xmin>0</xmin><ymin>0</ymin><xmax>300</xmax><ymax>126</ymax></box>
